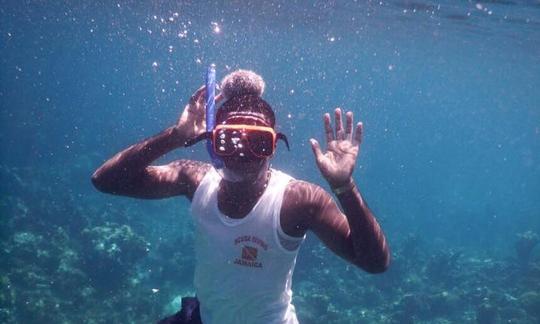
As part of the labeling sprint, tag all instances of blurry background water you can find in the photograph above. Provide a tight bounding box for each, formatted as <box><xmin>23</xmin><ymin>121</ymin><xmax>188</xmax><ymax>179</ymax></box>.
<box><xmin>1</xmin><ymin>1</ymin><xmax>540</xmax><ymax>323</ymax></box>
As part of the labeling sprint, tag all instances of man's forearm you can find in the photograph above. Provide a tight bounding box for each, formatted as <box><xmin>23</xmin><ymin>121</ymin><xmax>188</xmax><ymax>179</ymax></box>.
<box><xmin>92</xmin><ymin>126</ymin><xmax>185</xmax><ymax>190</ymax></box>
<box><xmin>335</xmin><ymin>182</ymin><xmax>390</xmax><ymax>273</ymax></box>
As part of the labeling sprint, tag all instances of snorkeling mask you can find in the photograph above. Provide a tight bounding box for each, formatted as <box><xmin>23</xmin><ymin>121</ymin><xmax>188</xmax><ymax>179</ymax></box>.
<box><xmin>184</xmin><ymin>66</ymin><xmax>289</xmax><ymax>182</ymax></box>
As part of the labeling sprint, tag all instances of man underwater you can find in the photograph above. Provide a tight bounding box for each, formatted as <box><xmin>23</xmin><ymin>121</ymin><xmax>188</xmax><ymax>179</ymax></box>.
<box><xmin>92</xmin><ymin>70</ymin><xmax>390</xmax><ymax>324</ymax></box>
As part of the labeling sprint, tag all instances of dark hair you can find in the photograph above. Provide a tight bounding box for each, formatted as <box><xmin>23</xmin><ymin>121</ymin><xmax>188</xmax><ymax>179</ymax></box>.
<box><xmin>216</xmin><ymin>94</ymin><xmax>275</xmax><ymax>127</ymax></box>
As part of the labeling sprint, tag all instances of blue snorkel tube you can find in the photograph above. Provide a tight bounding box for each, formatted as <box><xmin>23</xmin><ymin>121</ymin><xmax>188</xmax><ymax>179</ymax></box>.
<box><xmin>205</xmin><ymin>64</ymin><xmax>224</xmax><ymax>169</ymax></box>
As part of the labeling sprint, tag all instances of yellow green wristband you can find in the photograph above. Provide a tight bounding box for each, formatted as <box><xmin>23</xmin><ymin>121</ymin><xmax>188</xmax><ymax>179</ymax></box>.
<box><xmin>332</xmin><ymin>180</ymin><xmax>355</xmax><ymax>195</ymax></box>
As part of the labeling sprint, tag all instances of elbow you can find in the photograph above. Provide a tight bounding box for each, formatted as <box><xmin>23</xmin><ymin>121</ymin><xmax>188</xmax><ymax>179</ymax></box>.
<box><xmin>364</xmin><ymin>260</ymin><xmax>390</xmax><ymax>274</ymax></box>
<box><xmin>362</xmin><ymin>239</ymin><xmax>391</xmax><ymax>274</ymax></box>
<box><xmin>91</xmin><ymin>169</ymin><xmax>114</xmax><ymax>193</ymax></box>
<box><xmin>356</xmin><ymin>253</ymin><xmax>391</xmax><ymax>274</ymax></box>
<box><xmin>91</xmin><ymin>168</ymin><xmax>139</xmax><ymax>196</ymax></box>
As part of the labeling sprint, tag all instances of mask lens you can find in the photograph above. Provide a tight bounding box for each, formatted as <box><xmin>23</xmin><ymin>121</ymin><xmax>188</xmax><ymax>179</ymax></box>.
<box><xmin>247</xmin><ymin>130</ymin><xmax>274</xmax><ymax>157</ymax></box>
<box><xmin>214</xmin><ymin>128</ymin><xmax>238</xmax><ymax>156</ymax></box>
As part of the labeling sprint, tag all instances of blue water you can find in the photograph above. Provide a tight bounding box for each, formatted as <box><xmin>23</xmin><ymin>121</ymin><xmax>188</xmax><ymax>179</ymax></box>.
<box><xmin>1</xmin><ymin>1</ymin><xmax>540</xmax><ymax>323</ymax></box>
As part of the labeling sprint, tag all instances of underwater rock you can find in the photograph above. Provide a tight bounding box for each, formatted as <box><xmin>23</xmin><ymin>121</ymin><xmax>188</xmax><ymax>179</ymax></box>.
<box><xmin>7</xmin><ymin>231</ymin><xmax>54</xmax><ymax>272</ymax></box>
<box><xmin>397</xmin><ymin>293</ymin><xmax>431</xmax><ymax>319</ymax></box>
<box><xmin>391</xmin><ymin>310</ymin><xmax>416</xmax><ymax>324</ymax></box>
<box><xmin>2</xmin><ymin>197</ymin><xmax>31</xmax><ymax>233</ymax></box>
<box><xmin>498</xmin><ymin>305</ymin><xmax>527</xmax><ymax>323</ymax></box>
<box><xmin>54</xmin><ymin>247</ymin><xmax>87</xmax><ymax>301</ymax></box>
<box><xmin>0</xmin><ymin>275</ymin><xmax>15</xmax><ymax>323</ymax></box>
<box><xmin>12</xmin><ymin>278</ymin><xmax>65</xmax><ymax>323</ymax></box>
<box><xmin>521</xmin><ymin>261</ymin><xmax>540</xmax><ymax>291</ymax></box>
<box><xmin>151</xmin><ymin>237</ymin><xmax>195</xmax><ymax>283</ymax></box>
<box><xmin>515</xmin><ymin>231</ymin><xmax>539</xmax><ymax>266</ymax></box>
<box><xmin>374</xmin><ymin>255</ymin><xmax>404</xmax><ymax>290</ymax></box>
<box><xmin>0</xmin><ymin>166</ymin><xmax>28</xmax><ymax>197</ymax></box>
<box><xmin>295</xmin><ymin>283</ymin><xmax>333</xmax><ymax>324</ymax></box>
<box><xmin>428</xmin><ymin>290</ymin><xmax>461</xmax><ymax>316</ymax></box>
<box><xmin>401</xmin><ymin>233</ymin><xmax>422</xmax><ymax>259</ymax></box>
<box><xmin>425</xmin><ymin>250</ymin><xmax>462</xmax><ymax>286</ymax></box>
<box><xmin>81</xmin><ymin>222</ymin><xmax>149</xmax><ymax>290</ymax></box>
<box><xmin>162</xmin><ymin>295</ymin><xmax>183</xmax><ymax>316</ymax></box>
<box><xmin>476</xmin><ymin>302</ymin><xmax>499</xmax><ymax>324</ymax></box>
<box><xmin>12</xmin><ymin>231</ymin><xmax>40</xmax><ymax>251</ymax></box>
<box><xmin>467</xmin><ymin>286</ymin><xmax>492</xmax><ymax>306</ymax></box>
<box><xmin>519</xmin><ymin>291</ymin><xmax>540</xmax><ymax>318</ymax></box>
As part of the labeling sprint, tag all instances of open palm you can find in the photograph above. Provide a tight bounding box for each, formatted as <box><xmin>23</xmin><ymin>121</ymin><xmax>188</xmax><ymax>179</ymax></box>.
<box><xmin>310</xmin><ymin>108</ymin><xmax>363</xmax><ymax>188</ymax></box>
<box><xmin>176</xmin><ymin>86</ymin><xmax>224</xmax><ymax>142</ymax></box>
<box><xmin>176</xmin><ymin>86</ymin><xmax>207</xmax><ymax>141</ymax></box>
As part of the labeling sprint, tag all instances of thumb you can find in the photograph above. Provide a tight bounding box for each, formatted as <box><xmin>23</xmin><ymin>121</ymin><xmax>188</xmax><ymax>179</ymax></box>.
<box><xmin>310</xmin><ymin>139</ymin><xmax>324</xmax><ymax>164</ymax></box>
<box><xmin>215</xmin><ymin>93</ymin><xmax>225</xmax><ymax>106</ymax></box>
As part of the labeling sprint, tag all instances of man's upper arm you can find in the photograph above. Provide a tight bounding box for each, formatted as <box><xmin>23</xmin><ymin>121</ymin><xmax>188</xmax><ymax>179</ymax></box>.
<box><xmin>117</xmin><ymin>159</ymin><xmax>210</xmax><ymax>199</ymax></box>
<box><xmin>285</xmin><ymin>181</ymin><xmax>356</xmax><ymax>263</ymax></box>
<box><xmin>143</xmin><ymin>160</ymin><xmax>210</xmax><ymax>200</ymax></box>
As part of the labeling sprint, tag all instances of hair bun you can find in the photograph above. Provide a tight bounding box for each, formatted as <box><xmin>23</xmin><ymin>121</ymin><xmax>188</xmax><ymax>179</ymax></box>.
<box><xmin>220</xmin><ymin>69</ymin><xmax>265</xmax><ymax>99</ymax></box>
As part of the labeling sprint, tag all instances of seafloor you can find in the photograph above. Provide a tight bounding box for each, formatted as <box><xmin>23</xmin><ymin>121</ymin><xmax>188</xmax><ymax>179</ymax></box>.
<box><xmin>1</xmin><ymin>165</ymin><xmax>539</xmax><ymax>324</ymax></box>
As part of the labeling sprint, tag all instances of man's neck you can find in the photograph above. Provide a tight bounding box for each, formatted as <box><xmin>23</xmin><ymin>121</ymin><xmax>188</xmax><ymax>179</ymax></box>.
<box><xmin>220</xmin><ymin>169</ymin><xmax>271</xmax><ymax>198</ymax></box>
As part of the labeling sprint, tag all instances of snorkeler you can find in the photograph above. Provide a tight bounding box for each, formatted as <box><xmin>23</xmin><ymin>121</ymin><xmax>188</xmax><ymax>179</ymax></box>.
<box><xmin>91</xmin><ymin>69</ymin><xmax>390</xmax><ymax>324</ymax></box>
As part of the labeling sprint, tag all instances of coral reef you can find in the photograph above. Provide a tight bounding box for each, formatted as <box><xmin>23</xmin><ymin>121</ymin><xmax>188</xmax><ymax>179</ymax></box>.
<box><xmin>515</xmin><ymin>231</ymin><xmax>539</xmax><ymax>266</ymax></box>
<box><xmin>519</xmin><ymin>291</ymin><xmax>540</xmax><ymax>318</ymax></box>
<box><xmin>0</xmin><ymin>166</ymin><xmax>182</xmax><ymax>323</ymax></box>
<box><xmin>81</xmin><ymin>222</ymin><xmax>149</xmax><ymax>289</ymax></box>
<box><xmin>1</xmin><ymin>165</ymin><xmax>539</xmax><ymax>323</ymax></box>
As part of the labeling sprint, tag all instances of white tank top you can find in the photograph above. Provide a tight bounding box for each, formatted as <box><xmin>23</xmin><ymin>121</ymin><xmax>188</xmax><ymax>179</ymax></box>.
<box><xmin>191</xmin><ymin>167</ymin><xmax>305</xmax><ymax>324</ymax></box>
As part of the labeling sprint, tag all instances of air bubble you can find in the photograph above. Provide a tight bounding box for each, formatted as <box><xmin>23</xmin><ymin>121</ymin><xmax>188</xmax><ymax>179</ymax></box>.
<box><xmin>211</xmin><ymin>22</ymin><xmax>221</xmax><ymax>34</ymax></box>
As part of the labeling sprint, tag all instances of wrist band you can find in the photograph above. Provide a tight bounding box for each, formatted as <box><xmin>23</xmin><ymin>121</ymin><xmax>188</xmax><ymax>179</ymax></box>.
<box><xmin>332</xmin><ymin>180</ymin><xmax>355</xmax><ymax>195</ymax></box>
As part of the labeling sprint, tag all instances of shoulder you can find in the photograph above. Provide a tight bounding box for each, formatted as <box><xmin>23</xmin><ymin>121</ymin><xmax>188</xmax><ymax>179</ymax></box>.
<box><xmin>181</xmin><ymin>159</ymin><xmax>212</xmax><ymax>182</ymax></box>
<box><xmin>163</xmin><ymin>159</ymin><xmax>212</xmax><ymax>198</ymax></box>
<box><xmin>168</xmin><ymin>159</ymin><xmax>211</xmax><ymax>176</ymax></box>
<box><xmin>284</xmin><ymin>179</ymin><xmax>331</xmax><ymax>204</ymax></box>
<box><xmin>281</xmin><ymin>179</ymin><xmax>334</xmax><ymax>226</ymax></box>
<box><xmin>168</xmin><ymin>159</ymin><xmax>210</xmax><ymax>169</ymax></box>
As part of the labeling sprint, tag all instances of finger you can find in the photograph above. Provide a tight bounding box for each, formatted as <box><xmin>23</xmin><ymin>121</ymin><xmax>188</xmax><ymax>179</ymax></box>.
<box><xmin>197</xmin><ymin>87</ymin><xmax>208</xmax><ymax>104</ymax></box>
<box><xmin>310</xmin><ymin>139</ymin><xmax>324</xmax><ymax>164</ymax></box>
<box><xmin>215</xmin><ymin>93</ymin><xmax>226</xmax><ymax>106</ymax></box>
<box><xmin>353</xmin><ymin>122</ymin><xmax>363</xmax><ymax>146</ymax></box>
<box><xmin>345</xmin><ymin>111</ymin><xmax>353</xmax><ymax>141</ymax></box>
<box><xmin>189</xmin><ymin>85</ymin><xmax>206</xmax><ymax>105</ymax></box>
<box><xmin>324</xmin><ymin>113</ymin><xmax>334</xmax><ymax>144</ymax></box>
<box><xmin>194</xmin><ymin>86</ymin><xmax>208</xmax><ymax>115</ymax></box>
<box><xmin>335</xmin><ymin>108</ymin><xmax>344</xmax><ymax>140</ymax></box>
